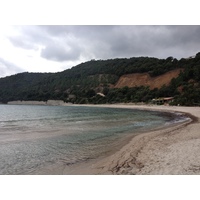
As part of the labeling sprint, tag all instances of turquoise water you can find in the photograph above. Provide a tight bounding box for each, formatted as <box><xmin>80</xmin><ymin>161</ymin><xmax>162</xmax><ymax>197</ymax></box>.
<box><xmin>0</xmin><ymin>105</ymin><xmax>181</xmax><ymax>174</ymax></box>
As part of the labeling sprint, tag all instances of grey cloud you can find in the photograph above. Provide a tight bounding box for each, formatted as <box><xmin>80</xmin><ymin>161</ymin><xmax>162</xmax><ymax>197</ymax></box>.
<box><xmin>9</xmin><ymin>36</ymin><xmax>37</xmax><ymax>50</ymax></box>
<box><xmin>105</xmin><ymin>26</ymin><xmax>196</xmax><ymax>58</ymax></box>
<box><xmin>8</xmin><ymin>26</ymin><xmax>83</xmax><ymax>62</ymax></box>
<box><xmin>41</xmin><ymin>25</ymin><xmax>115</xmax><ymax>38</ymax></box>
<box><xmin>41</xmin><ymin>25</ymin><xmax>73</xmax><ymax>36</ymax></box>
<box><xmin>0</xmin><ymin>57</ymin><xmax>24</xmax><ymax>78</ymax></box>
<box><xmin>41</xmin><ymin>42</ymin><xmax>81</xmax><ymax>62</ymax></box>
<box><xmin>60</xmin><ymin>25</ymin><xmax>200</xmax><ymax>59</ymax></box>
<box><xmin>8</xmin><ymin>26</ymin><xmax>48</xmax><ymax>50</ymax></box>
<box><xmin>107</xmin><ymin>25</ymin><xmax>200</xmax><ymax>59</ymax></box>
<box><xmin>39</xmin><ymin>25</ymin><xmax>116</xmax><ymax>61</ymax></box>
<box><xmin>6</xmin><ymin>25</ymin><xmax>200</xmax><ymax>65</ymax></box>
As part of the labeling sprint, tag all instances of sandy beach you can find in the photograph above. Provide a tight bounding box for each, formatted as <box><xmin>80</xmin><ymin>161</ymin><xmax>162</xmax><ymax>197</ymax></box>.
<box><xmin>61</xmin><ymin>104</ymin><xmax>200</xmax><ymax>175</ymax></box>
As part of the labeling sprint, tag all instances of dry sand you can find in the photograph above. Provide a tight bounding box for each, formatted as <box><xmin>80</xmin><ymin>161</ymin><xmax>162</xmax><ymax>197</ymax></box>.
<box><xmin>73</xmin><ymin>104</ymin><xmax>200</xmax><ymax>175</ymax></box>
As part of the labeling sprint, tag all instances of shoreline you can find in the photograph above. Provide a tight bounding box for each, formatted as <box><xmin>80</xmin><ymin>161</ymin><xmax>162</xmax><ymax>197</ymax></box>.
<box><xmin>60</xmin><ymin>104</ymin><xmax>200</xmax><ymax>175</ymax></box>
<box><xmin>8</xmin><ymin>103</ymin><xmax>200</xmax><ymax>175</ymax></box>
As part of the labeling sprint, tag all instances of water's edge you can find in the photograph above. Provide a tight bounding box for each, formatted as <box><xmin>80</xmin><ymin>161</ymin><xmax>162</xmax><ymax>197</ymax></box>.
<box><xmin>30</xmin><ymin>104</ymin><xmax>192</xmax><ymax>175</ymax></box>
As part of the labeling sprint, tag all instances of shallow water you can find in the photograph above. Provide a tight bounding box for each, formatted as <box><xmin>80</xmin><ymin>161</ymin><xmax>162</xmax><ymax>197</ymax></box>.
<box><xmin>0</xmin><ymin>104</ymin><xmax>184</xmax><ymax>174</ymax></box>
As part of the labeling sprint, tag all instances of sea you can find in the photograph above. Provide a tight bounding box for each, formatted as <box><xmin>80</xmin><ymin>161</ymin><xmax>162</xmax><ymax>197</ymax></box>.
<box><xmin>0</xmin><ymin>104</ymin><xmax>188</xmax><ymax>174</ymax></box>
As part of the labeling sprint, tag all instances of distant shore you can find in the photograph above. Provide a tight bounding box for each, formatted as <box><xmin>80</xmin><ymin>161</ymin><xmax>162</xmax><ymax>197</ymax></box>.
<box><xmin>7</xmin><ymin>100</ymin><xmax>72</xmax><ymax>106</ymax></box>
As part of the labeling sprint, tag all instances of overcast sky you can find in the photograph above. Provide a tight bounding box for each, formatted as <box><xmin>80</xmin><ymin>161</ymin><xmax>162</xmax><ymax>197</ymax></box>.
<box><xmin>0</xmin><ymin>25</ymin><xmax>200</xmax><ymax>78</ymax></box>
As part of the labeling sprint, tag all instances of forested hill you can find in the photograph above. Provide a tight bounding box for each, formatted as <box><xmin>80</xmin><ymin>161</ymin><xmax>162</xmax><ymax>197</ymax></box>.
<box><xmin>1</xmin><ymin>52</ymin><xmax>200</xmax><ymax>106</ymax></box>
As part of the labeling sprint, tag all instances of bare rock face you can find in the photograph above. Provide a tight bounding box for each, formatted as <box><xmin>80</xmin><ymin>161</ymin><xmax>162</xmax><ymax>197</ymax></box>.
<box><xmin>114</xmin><ymin>69</ymin><xmax>182</xmax><ymax>90</ymax></box>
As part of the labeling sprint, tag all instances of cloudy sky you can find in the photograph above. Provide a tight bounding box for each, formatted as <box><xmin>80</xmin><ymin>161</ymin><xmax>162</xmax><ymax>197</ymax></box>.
<box><xmin>0</xmin><ymin>25</ymin><xmax>200</xmax><ymax>78</ymax></box>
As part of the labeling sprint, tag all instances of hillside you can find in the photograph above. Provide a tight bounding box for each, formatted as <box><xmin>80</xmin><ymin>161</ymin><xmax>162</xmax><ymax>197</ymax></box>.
<box><xmin>114</xmin><ymin>68</ymin><xmax>182</xmax><ymax>89</ymax></box>
<box><xmin>0</xmin><ymin>72</ymin><xmax>52</xmax><ymax>103</ymax></box>
<box><xmin>1</xmin><ymin>52</ymin><xmax>200</xmax><ymax>106</ymax></box>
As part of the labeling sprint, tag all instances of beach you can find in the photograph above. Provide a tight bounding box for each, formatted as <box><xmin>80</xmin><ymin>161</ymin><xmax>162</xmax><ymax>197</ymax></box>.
<box><xmin>4</xmin><ymin>103</ymin><xmax>199</xmax><ymax>175</ymax></box>
<box><xmin>59</xmin><ymin>104</ymin><xmax>200</xmax><ymax>175</ymax></box>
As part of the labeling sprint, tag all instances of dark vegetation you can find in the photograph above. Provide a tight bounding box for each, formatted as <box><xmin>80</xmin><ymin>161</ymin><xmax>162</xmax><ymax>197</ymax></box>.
<box><xmin>1</xmin><ymin>53</ymin><xmax>200</xmax><ymax>106</ymax></box>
